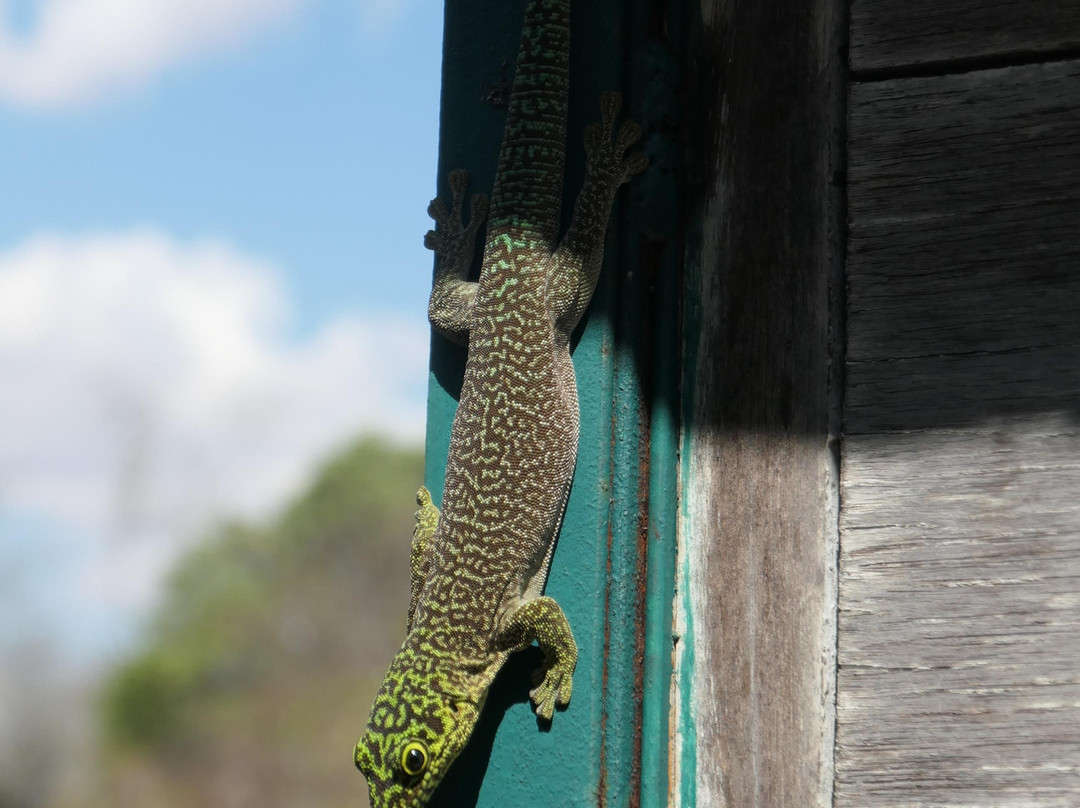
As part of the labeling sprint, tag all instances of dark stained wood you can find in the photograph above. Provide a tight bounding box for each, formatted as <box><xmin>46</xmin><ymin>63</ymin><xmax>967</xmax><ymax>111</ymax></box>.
<box><xmin>847</xmin><ymin>60</ymin><xmax>1080</xmax><ymax>431</ymax></box>
<box><xmin>838</xmin><ymin>58</ymin><xmax>1080</xmax><ymax>806</ymax></box>
<box><xmin>681</xmin><ymin>0</ymin><xmax>846</xmax><ymax>803</ymax></box>
<box><xmin>850</xmin><ymin>0</ymin><xmax>1080</xmax><ymax>74</ymax></box>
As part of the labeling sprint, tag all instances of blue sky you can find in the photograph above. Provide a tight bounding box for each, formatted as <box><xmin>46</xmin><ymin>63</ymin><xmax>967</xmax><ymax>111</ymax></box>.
<box><xmin>0</xmin><ymin>0</ymin><xmax>442</xmax><ymax>332</ymax></box>
<box><xmin>0</xmin><ymin>0</ymin><xmax>442</xmax><ymax>672</ymax></box>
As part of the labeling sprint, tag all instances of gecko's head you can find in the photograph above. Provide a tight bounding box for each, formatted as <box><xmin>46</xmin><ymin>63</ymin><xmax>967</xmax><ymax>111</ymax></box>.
<box><xmin>354</xmin><ymin>656</ymin><xmax>481</xmax><ymax>808</ymax></box>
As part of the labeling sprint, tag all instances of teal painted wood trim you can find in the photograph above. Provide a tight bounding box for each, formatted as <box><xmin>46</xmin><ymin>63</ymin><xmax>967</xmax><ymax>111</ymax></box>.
<box><xmin>604</xmin><ymin>255</ymin><xmax>646</xmax><ymax>808</ymax></box>
<box><xmin>639</xmin><ymin>237</ymin><xmax>682</xmax><ymax>808</ymax></box>
<box><xmin>629</xmin><ymin>2</ymin><xmax>685</xmax><ymax>801</ymax></box>
<box><xmin>421</xmin><ymin>1</ymin><xmax>683</xmax><ymax>805</ymax></box>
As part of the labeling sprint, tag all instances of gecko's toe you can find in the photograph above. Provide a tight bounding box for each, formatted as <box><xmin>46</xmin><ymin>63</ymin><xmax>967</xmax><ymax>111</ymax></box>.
<box><xmin>530</xmin><ymin>681</ymin><xmax>556</xmax><ymax>722</ymax></box>
<box><xmin>599</xmin><ymin>91</ymin><xmax>622</xmax><ymax>127</ymax></box>
<box><xmin>470</xmin><ymin>192</ymin><xmax>489</xmax><ymax>222</ymax></box>
<box><xmin>427</xmin><ymin>197</ymin><xmax>450</xmax><ymax>225</ymax></box>
<box><xmin>625</xmin><ymin>152</ymin><xmax>650</xmax><ymax>179</ymax></box>
<box><xmin>424</xmin><ymin>229</ymin><xmax>445</xmax><ymax>253</ymax></box>
<box><xmin>448</xmin><ymin>168</ymin><xmax>469</xmax><ymax>200</ymax></box>
<box><xmin>530</xmin><ymin>660</ymin><xmax>573</xmax><ymax>721</ymax></box>
<box><xmin>616</xmin><ymin>120</ymin><xmax>642</xmax><ymax>151</ymax></box>
<box><xmin>556</xmin><ymin>672</ymin><xmax>573</xmax><ymax>708</ymax></box>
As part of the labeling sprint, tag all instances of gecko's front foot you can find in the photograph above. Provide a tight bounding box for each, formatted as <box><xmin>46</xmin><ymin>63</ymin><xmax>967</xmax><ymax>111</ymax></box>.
<box><xmin>424</xmin><ymin>169</ymin><xmax>489</xmax><ymax>264</ymax></box>
<box><xmin>494</xmin><ymin>595</ymin><xmax>578</xmax><ymax>722</ymax></box>
<box><xmin>530</xmin><ymin>648</ymin><xmax>576</xmax><ymax>722</ymax></box>
<box><xmin>584</xmin><ymin>92</ymin><xmax>649</xmax><ymax>186</ymax></box>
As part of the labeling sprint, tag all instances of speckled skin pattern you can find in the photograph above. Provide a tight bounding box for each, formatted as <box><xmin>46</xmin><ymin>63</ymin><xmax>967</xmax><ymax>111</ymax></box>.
<box><xmin>354</xmin><ymin>1</ymin><xmax>646</xmax><ymax>805</ymax></box>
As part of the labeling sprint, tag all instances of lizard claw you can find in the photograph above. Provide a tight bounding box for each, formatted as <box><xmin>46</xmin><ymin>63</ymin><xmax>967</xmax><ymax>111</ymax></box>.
<box><xmin>423</xmin><ymin>227</ymin><xmax>447</xmax><ymax>253</ymax></box>
<box><xmin>470</xmin><ymin>192</ymin><xmax>490</xmax><ymax>228</ymax></box>
<box><xmin>448</xmin><ymin>167</ymin><xmax>469</xmax><ymax>208</ymax></box>
<box><xmin>625</xmin><ymin>152</ymin><xmax>649</xmax><ymax>177</ymax></box>
<box><xmin>615</xmin><ymin>119</ymin><xmax>642</xmax><ymax>153</ymax></box>
<box><xmin>599</xmin><ymin>91</ymin><xmax>622</xmax><ymax>130</ymax></box>
<box><xmin>414</xmin><ymin>485</ymin><xmax>433</xmax><ymax>515</ymax></box>
<box><xmin>583</xmin><ymin>93</ymin><xmax>649</xmax><ymax>185</ymax></box>
<box><xmin>425</xmin><ymin>170</ymin><xmax>489</xmax><ymax>260</ymax></box>
<box><xmin>427</xmin><ymin>196</ymin><xmax>449</xmax><ymax>224</ymax></box>
<box><xmin>529</xmin><ymin>653</ymin><xmax>575</xmax><ymax>722</ymax></box>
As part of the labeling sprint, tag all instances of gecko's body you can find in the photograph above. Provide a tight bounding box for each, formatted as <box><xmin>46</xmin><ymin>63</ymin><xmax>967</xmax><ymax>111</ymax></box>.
<box><xmin>355</xmin><ymin>1</ymin><xmax>645</xmax><ymax>805</ymax></box>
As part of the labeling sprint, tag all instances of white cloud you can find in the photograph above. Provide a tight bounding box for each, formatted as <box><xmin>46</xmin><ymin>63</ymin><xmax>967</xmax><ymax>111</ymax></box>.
<box><xmin>0</xmin><ymin>230</ymin><xmax>428</xmax><ymax>623</ymax></box>
<box><xmin>0</xmin><ymin>0</ymin><xmax>419</xmax><ymax>110</ymax></box>
<box><xmin>0</xmin><ymin>0</ymin><xmax>312</xmax><ymax>109</ymax></box>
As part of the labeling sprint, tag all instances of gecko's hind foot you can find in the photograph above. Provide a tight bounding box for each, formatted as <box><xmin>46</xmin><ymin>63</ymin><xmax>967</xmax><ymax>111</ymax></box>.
<box><xmin>424</xmin><ymin>169</ymin><xmax>489</xmax><ymax>259</ymax></box>
<box><xmin>413</xmin><ymin>486</ymin><xmax>439</xmax><ymax>538</ymax></box>
<box><xmin>529</xmin><ymin>653</ymin><xmax>575</xmax><ymax>722</ymax></box>
<box><xmin>584</xmin><ymin>92</ymin><xmax>649</xmax><ymax>185</ymax></box>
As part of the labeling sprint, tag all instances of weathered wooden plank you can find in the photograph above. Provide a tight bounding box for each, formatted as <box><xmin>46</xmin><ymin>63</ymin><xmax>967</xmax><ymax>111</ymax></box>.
<box><xmin>847</xmin><ymin>60</ymin><xmax>1080</xmax><ymax>431</ymax></box>
<box><xmin>839</xmin><ymin>58</ymin><xmax>1080</xmax><ymax>807</ymax></box>
<box><xmin>846</xmin><ymin>347</ymin><xmax>1080</xmax><ymax>433</ymax></box>
<box><xmin>850</xmin><ymin>0</ymin><xmax>1080</xmax><ymax>74</ymax></box>
<box><xmin>848</xmin><ymin>62</ymin><xmax>1080</xmax><ymax>224</ymax></box>
<box><xmin>680</xmin><ymin>0</ymin><xmax>845</xmax><ymax>804</ymax></box>
<box><xmin>838</xmin><ymin>418</ymin><xmax>1080</xmax><ymax>806</ymax></box>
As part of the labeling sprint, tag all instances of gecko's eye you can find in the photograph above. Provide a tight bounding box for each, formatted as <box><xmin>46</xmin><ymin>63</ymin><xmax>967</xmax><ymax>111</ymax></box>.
<box><xmin>400</xmin><ymin>741</ymin><xmax>429</xmax><ymax>777</ymax></box>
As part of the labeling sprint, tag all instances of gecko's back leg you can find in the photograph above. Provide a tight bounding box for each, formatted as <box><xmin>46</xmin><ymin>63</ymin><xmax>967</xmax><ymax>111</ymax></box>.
<box><xmin>426</xmin><ymin>169</ymin><xmax>489</xmax><ymax>342</ymax></box>
<box><xmin>407</xmin><ymin>486</ymin><xmax>439</xmax><ymax>634</ymax></box>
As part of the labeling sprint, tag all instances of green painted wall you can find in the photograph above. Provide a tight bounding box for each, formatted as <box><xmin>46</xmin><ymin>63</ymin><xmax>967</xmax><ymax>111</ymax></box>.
<box><xmin>423</xmin><ymin>1</ymin><xmax>684</xmax><ymax>805</ymax></box>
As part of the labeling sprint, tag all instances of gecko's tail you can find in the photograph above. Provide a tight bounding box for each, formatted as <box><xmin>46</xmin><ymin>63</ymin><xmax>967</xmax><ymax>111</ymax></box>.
<box><xmin>486</xmin><ymin>0</ymin><xmax>570</xmax><ymax>244</ymax></box>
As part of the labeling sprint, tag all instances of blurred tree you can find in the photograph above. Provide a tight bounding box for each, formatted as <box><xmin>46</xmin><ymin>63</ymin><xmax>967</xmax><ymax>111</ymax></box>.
<box><xmin>61</xmin><ymin>437</ymin><xmax>422</xmax><ymax>808</ymax></box>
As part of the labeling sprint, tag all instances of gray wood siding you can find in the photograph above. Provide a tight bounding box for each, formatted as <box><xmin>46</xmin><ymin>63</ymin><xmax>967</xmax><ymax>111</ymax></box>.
<box><xmin>850</xmin><ymin>0</ymin><xmax>1080</xmax><ymax>74</ymax></box>
<box><xmin>837</xmin><ymin>58</ymin><xmax>1080</xmax><ymax>807</ymax></box>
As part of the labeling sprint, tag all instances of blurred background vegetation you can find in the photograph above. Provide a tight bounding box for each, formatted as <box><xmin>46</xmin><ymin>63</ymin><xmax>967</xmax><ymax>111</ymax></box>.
<box><xmin>0</xmin><ymin>3</ymin><xmax>444</xmax><ymax>807</ymax></box>
<box><xmin>6</xmin><ymin>438</ymin><xmax>421</xmax><ymax>808</ymax></box>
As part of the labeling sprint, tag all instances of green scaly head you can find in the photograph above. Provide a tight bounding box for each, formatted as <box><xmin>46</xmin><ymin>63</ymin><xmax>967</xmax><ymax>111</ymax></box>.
<box><xmin>354</xmin><ymin>644</ymin><xmax>484</xmax><ymax>807</ymax></box>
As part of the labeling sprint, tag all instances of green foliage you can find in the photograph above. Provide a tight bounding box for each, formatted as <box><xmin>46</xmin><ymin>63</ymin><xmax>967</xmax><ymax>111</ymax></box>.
<box><xmin>103</xmin><ymin>654</ymin><xmax>189</xmax><ymax>748</ymax></box>
<box><xmin>92</xmin><ymin>436</ymin><xmax>423</xmax><ymax>806</ymax></box>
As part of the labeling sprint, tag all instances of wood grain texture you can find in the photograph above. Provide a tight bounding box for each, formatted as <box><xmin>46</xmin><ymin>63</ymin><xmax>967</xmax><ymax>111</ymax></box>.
<box><xmin>838</xmin><ymin>58</ymin><xmax>1080</xmax><ymax>806</ymax></box>
<box><xmin>838</xmin><ymin>420</ymin><xmax>1080</xmax><ymax>805</ymax></box>
<box><xmin>850</xmin><ymin>0</ymin><xmax>1080</xmax><ymax>74</ymax></box>
<box><xmin>681</xmin><ymin>0</ymin><xmax>845</xmax><ymax>803</ymax></box>
<box><xmin>848</xmin><ymin>60</ymin><xmax>1080</xmax><ymax>431</ymax></box>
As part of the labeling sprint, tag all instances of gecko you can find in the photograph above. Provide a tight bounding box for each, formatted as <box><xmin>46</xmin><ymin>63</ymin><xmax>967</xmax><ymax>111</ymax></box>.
<box><xmin>354</xmin><ymin>0</ymin><xmax>646</xmax><ymax>805</ymax></box>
